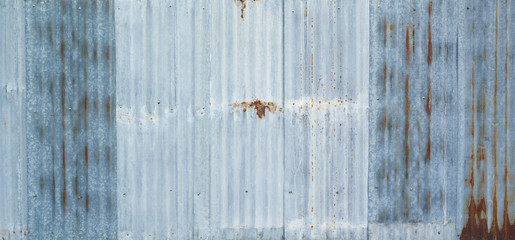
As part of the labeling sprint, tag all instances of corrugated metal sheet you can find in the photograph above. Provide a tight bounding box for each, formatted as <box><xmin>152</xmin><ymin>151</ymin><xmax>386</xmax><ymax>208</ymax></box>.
<box><xmin>369</xmin><ymin>0</ymin><xmax>458</xmax><ymax>238</ymax></box>
<box><xmin>1</xmin><ymin>0</ymin><xmax>514</xmax><ymax>239</ymax></box>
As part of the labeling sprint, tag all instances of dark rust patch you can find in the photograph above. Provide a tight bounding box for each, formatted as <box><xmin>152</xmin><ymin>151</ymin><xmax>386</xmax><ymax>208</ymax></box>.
<box><xmin>230</xmin><ymin>100</ymin><xmax>278</xmax><ymax>119</ymax></box>
<box><xmin>105</xmin><ymin>46</ymin><xmax>110</xmax><ymax>61</ymax></box>
<box><xmin>427</xmin><ymin>1</ymin><xmax>433</xmax><ymax>65</ymax></box>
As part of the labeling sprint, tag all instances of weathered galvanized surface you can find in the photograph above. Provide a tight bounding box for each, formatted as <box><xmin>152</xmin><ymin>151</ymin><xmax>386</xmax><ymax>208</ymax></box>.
<box><xmin>0</xmin><ymin>0</ymin><xmax>27</xmax><ymax>239</ymax></box>
<box><xmin>369</xmin><ymin>0</ymin><xmax>458</xmax><ymax>238</ymax></box>
<box><xmin>25</xmin><ymin>0</ymin><xmax>116</xmax><ymax>238</ymax></box>
<box><xmin>457</xmin><ymin>0</ymin><xmax>515</xmax><ymax>239</ymax></box>
<box><xmin>1</xmin><ymin>0</ymin><xmax>514</xmax><ymax>239</ymax></box>
<box><xmin>283</xmin><ymin>1</ymin><xmax>369</xmax><ymax>239</ymax></box>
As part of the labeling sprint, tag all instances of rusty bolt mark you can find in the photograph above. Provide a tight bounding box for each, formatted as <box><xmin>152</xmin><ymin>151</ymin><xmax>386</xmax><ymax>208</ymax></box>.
<box><xmin>230</xmin><ymin>100</ymin><xmax>278</xmax><ymax>119</ymax></box>
<box><xmin>234</xmin><ymin>0</ymin><xmax>259</xmax><ymax>19</ymax></box>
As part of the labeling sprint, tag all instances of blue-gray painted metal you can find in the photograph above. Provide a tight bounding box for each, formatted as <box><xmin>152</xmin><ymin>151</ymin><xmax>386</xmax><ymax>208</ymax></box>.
<box><xmin>1</xmin><ymin>0</ymin><xmax>514</xmax><ymax>239</ymax></box>
<box><xmin>25</xmin><ymin>0</ymin><xmax>116</xmax><ymax>239</ymax></box>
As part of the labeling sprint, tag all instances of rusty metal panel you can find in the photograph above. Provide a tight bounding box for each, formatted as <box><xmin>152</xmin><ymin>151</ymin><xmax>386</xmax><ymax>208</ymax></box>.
<box><xmin>24</xmin><ymin>0</ymin><xmax>116</xmax><ymax>238</ymax></box>
<box><xmin>457</xmin><ymin>0</ymin><xmax>515</xmax><ymax>239</ymax></box>
<box><xmin>369</xmin><ymin>1</ymin><xmax>458</xmax><ymax>239</ymax></box>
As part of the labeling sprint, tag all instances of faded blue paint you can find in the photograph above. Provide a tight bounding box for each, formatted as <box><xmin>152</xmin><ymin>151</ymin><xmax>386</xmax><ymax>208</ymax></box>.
<box><xmin>24</xmin><ymin>0</ymin><xmax>116</xmax><ymax>239</ymax></box>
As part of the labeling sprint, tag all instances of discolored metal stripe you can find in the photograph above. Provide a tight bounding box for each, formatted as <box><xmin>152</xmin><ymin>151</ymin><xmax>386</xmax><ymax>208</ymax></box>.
<box><xmin>457</xmin><ymin>0</ymin><xmax>515</xmax><ymax>238</ymax></box>
<box><xmin>25</xmin><ymin>0</ymin><xmax>116</xmax><ymax>238</ymax></box>
<box><xmin>369</xmin><ymin>0</ymin><xmax>458</xmax><ymax>238</ymax></box>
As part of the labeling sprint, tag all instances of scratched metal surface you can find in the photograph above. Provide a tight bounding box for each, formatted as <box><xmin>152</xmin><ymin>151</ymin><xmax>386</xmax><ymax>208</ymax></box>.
<box><xmin>1</xmin><ymin>0</ymin><xmax>514</xmax><ymax>239</ymax></box>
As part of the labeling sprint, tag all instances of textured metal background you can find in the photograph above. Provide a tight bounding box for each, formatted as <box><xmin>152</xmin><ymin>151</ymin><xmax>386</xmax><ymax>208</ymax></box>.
<box><xmin>1</xmin><ymin>0</ymin><xmax>514</xmax><ymax>239</ymax></box>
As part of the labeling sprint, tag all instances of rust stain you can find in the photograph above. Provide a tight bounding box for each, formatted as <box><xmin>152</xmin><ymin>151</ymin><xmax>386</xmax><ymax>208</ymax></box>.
<box><xmin>460</xmin><ymin>13</ymin><xmax>515</xmax><ymax>235</ymax></box>
<box><xmin>106</xmin><ymin>46</ymin><xmax>110</xmax><ymax>61</ymax></box>
<box><xmin>383</xmin><ymin>20</ymin><xmax>387</xmax><ymax>46</ymax></box>
<box><xmin>235</xmin><ymin>0</ymin><xmax>259</xmax><ymax>19</ymax></box>
<box><xmin>230</xmin><ymin>100</ymin><xmax>278</xmax><ymax>119</ymax></box>
<box><xmin>383</xmin><ymin>62</ymin><xmax>387</xmax><ymax>85</ymax></box>
<box><xmin>86</xmin><ymin>193</ymin><xmax>89</xmax><ymax>212</ymax></box>
<box><xmin>106</xmin><ymin>96</ymin><xmax>111</xmax><ymax>119</ymax></box>
<box><xmin>427</xmin><ymin>1</ymin><xmax>433</xmax><ymax>65</ymax></box>
<box><xmin>85</xmin><ymin>145</ymin><xmax>88</xmax><ymax>167</ymax></box>
<box><xmin>406</xmin><ymin>25</ymin><xmax>410</xmax><ymax>65</ymax></box>
<box><xmin>60</xmin><ymin>43</ymin><xmax>65</xmax><ymax>62</ymax></box>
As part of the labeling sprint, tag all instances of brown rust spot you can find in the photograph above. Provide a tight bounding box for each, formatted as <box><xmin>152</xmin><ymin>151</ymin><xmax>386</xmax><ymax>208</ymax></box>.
<box><xmin>86</xmin><ymin>193</ymin><xmax>89</xmax><ymax>212</ymax></box>
<box><xmin>235</xmin><ymin>0</ymin><xmax>259</xmax><ymax>19</ymax></box>
<box><xmin>106</xmin><ymin>96</ymin><xmax>111</xmax><ymax>116</ymax></box>
<box><xmin>60</xmin><ymin>43</ymin><xmax>65</xmax><ymax>61</ymax></box>
<box><xmin>230</xmin><ymin>100</ymin><xmax>278</xmax><ymax>119</ymax></box>
<box><xmin>383</xmin><ymin>62</ymin><xmax>387</xmax><ymax>85</ymax></box>
<box><xmin>404</xmin><ymin>74</ymin><xmax>410</xmax><ymax>177</ymax></box>
<box><xmin>427</xmin><ymin>2</ymin><xmax>433</xmax><ymax>65</ymax></box>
